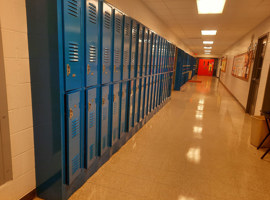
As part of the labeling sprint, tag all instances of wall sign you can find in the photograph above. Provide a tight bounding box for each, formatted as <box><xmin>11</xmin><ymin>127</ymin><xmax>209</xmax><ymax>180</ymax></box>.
<box><xmin>221</xmin><ymin>57</ymin><xmax>227</xmax><ymax>72</ymax></box>
<box><xmin>231</xmin><ymin>51</ymin><xmax>254</xmax><ymax>81</ymax></box>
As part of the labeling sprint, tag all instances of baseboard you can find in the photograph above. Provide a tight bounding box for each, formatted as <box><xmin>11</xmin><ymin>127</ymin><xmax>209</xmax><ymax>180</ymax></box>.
<box><xmin>219</xmin><ymin>80</ymin><xmax>246</xmax><ymax>111</ymax></box>
<box><xmin>20</xmin><ymin>189</ymin><xmax>36</xmax><ymax>200</ymax></box>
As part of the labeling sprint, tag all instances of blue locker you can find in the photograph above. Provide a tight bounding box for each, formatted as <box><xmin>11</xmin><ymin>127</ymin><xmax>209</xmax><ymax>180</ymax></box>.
<box><xmin>142</xmin><ymin>28</ymin><xmax>149</xmax><ymax>76</ymax></box>
<box><xmin>112</xmin><ymin>10</ymin><xmax>123</xmax><ymax>82</ymax></box>
<box><xmin>101</xmin><ymin>2</ymin><xmax>113</xmax><ymax>84</ymax></box>
<box><xmin>140</xmin><ymin>77</ymin><xmax>145</xmax><ymax>121</ymax></box>
<box><xmin>147</xmin><ymin>32</ymin><xmax>153</xmax><ymax>75</ymax></box>
<box><xmin>154</xmin><ymin>36</ymin><xmax>160</xmax><ymax>74</ymax></box>
<box><xmin>150</xmin><ymin>34</ymin><xmax>157</xmax><ymax>75</ymax></box>
<box><xmin>150</xmin><ymin>75</ymin><xmax>156</xmax><ymax>111</ymax></box>
<box><xmin>111</xmin><ymin>83</ymin><xmax>120</xmax><ymax>145</ymax></box>
<box><xmin>86</xmin><ymin>0</ymin><xmax>99</xmax><ymax>87</ymax></box>
<box><xmin>66</xmin><ymin>90</ymin><xmax>82</xmax><ymax>184</ymax></box>
<box><xmin>137</xmin><ymin>25</ymin><xmax>144</xmax><ymax>77</ymax></box>
<box><xmin>157</xmin><ymin>38</ymin><xmax>162</xmax><ymax>74</ymax></box>
<box><xmin>123</xmin><ymin>16</ymin><xmax>131</xmax><ymax>80</ymax></box>
<box><xmin>86</xmin><ymin>87</ymin><xmax>98</xmax><ymax>168</ymax></box>
<box><xmin>129</xmin><ymin>80</ymin><xmax>135</xmax><ymax>131</ymax></box>
<box><xmin>134</xmin><ymin>79</ymin><xmax>140</xmax><ymax>124</ymax></box>
<box><xmin>144</xmin><ymin>76</ymin><xmax>150</xmax><ymax>116</ymax></box>
<box><xmin>100</xmin><ymin>85</ymin><xmax>110</xmax><ymax>155</ymax></box>
<box><xmin>64</xmin><ymin>0</ymin><xmax>83</xmax><ymax>91</ymax></box>
<box><xmin>155</xmin><ymin>74</ymin><xmax>161</xmax><ymax>107</ymax></box>
<box><xmin>120</xmin><ymin>82</ymin><xmax>128</xmax><ymax>136</ymax></box>
<box><xmin>148</xmin><ymin>75</ymin><xmax>153</xmax><ymax>113</ymax></box>
<box><xmin>130</xmin><ymin>20</ymin><xmax>138</xmax><ymax>79</ymax></box>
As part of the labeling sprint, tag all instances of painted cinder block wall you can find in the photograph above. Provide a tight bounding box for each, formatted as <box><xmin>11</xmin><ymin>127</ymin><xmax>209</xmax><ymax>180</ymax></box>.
<box><xmin>220</xmin><ymin>17</ymin><xmax>270</xmax><ymax>115</ymax></box>
<box><xmin>0</xmin><ymin>0</ymin><xmax>36</xmax><ymax>199</ymax></box>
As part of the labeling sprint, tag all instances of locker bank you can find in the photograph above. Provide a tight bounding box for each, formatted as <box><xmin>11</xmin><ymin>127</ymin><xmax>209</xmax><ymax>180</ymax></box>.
<box><xmin>1</xmin><ymin>0</ymin><xmax>270</xmax><ymax>200</ymax></box>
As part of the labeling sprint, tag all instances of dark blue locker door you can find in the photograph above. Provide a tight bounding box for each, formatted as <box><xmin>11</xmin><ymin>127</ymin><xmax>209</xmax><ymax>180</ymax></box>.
<box><xmin>142</xmin><ymin>29</ymin><xmax>149</xmax><ymax>76</ymax></box>
<box><xmin>134</xmin><ymin>79</ymin><xmax>140</xmax><ymax>124</ymax></box>
<box><xmin>101</xmin><ymin>3</ymin><xmax>113</xmax><ymax>84</ymax></box>
<box><xmin>64</xmin><ymin>0</ymin><xmax>83</xmax><ymax>91</ymax></box>
<box><xmin>101</xmin><ymin>85</ymin><xmax>109</xmax><ymax>155</ymax></box>
<box><xmin>112</xmin><ymin>83</ymin><xmax>120</xmax><ymax>145</ymax></box>
<box><xmin>86</xmin><ymin>87</ymin><xmax>97</xmax><ymax>168</ymax></box>
<box><xmin>120</xmin><ymin>82</ymin><xmax>127</xmax><ymax>136</ymax></box>
<box><xmin>123</xmin><ymin>16</ymin><xmax>131</xmax><ymax>80</ymax></box>
<box><xmin>113</xmin><ymin>10</ymin><xmax>123</xmax><ymax>82</ymax></box>
<box><xmin>147</xmin><ymin>32</ymin><xmax>153</xmax><ymax>75</ymax></box>
<box><xmin>129</xmin><ymin>80</ymin><xmax>135</xmax><ymax>131</ymax></box>
<box><xmin>140</xmin><ymin>78</ymin><xmax>145</xmax><ymax>121</ymax></box>
<box><xmin>144</xmin><ymin>76</ymin><xmax>149</xmax><ymax>116</ymax></box>
<box><xmin>157</xmin><ymin>38</ymin><xmax>162</xmax><ymax>74</ymax></box>
<box><xmin>151</xmin><ymin>34</ymin><xmax>157</xmax><ymax>75</ymax></box>
<box><xmin>152</xmin><ymin>75</ymin><xmax>157</xmax><ymax>110</ymax></box>
<box><xmin>86</xmin><ymin>0</ymin><xmax>99</xmax><ymax>87</ymax></box>
<box><xmin>66</xmin><ymin>91</ymin><xmax>82</xmax><ymax>184</ymax></box>
<box><xmin>154</xmin><ymin>36</ymin><xmax>160</xmax><ymax>74</ymax></box>
<box><xmin>148</xmin><ymin>76</ymin><xmax>153</xmax><ymax>113</ymax></box>
<box><xmin>155</xmin><ymin>75</ymin><xmax>160</xmax><ymax>107</ymax></box>
<box><xmin>137</xmin><ymin>25</ymin><xmax>143</xmax><ymax>77</ymax></box>
<box><xmin>130</xmin><ymin>20</ymin><xmax>138</xmax><ymax>79</ymax></box>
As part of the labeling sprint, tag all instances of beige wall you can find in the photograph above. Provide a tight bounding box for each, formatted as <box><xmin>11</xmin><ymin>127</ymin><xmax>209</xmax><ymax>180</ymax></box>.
<box><xmin>0</xmin><ymin>0</ymin><xmax>36</xmax><ymax>199</ymax></box>
<box><xmin>220</xmin><ymin>17</ymin><xmax>270</xmax><ymax>115</ymax></box>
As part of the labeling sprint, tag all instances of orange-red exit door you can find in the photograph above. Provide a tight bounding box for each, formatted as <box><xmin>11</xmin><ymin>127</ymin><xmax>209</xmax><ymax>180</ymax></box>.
<box><xmin>198</xmin><ymin>59</ymin><xmax>215</xmax><ymax>76</ymax></box>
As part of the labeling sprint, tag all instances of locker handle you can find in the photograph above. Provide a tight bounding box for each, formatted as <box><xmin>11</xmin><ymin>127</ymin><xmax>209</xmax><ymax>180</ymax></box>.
<box><xmin>102</xmin><ymin>98</ymin><xmax>105</xmax><ymax>105</ymax></box>
<box><xmin>87</xmin><ymin>64</ymin><xmax>91</xmax><ymax>75</ymax></box>
<box><xmin>88</xmin><ymin>103</ymin><xmax>92</xmax><ymax>111</ymax></box>
<box><xmin>114</xmin><ymin>65</ymin><xmax>116</xmax><ymax>72</ymax></box>
<box><xmin>67</xmin><ymin>64</ymin><xmax>71</xmax><ymax>76</ymax></box>
<box><xmin>113</xmin><ymin>95</ymin><xmax>116</xmax><ymax>102</ymax></box>
<box><xmin>103</xmin><ymin>65</ymin><xmax>105</xmax><ymax>73</ymax></box>
<box><xmin>69</xmin><ymin>108</ymin><xmax>73</xmax><ymax>119</ymax></box>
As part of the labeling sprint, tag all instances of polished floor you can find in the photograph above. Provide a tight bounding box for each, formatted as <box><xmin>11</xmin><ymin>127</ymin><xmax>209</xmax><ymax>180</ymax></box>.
<box><xmin>68</xmin><ymin>76</ymin><xmax>269</xmax><ymax>200</ymax></box>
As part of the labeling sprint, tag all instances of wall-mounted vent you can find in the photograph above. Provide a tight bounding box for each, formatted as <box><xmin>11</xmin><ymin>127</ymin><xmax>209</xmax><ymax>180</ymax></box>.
<box><xmin>88</xmin><ymin>3</ymin><xmax>97</xmax><ymax>24</ymax></box>
<box><xmin>67</xmin><ymin>0</ymin><xmax>79</xmax><ymax>17</ymax></box>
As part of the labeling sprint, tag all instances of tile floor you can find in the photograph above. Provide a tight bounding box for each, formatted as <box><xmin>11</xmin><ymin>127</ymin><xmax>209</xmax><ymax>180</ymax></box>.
<box><xmin>62</xmin><ymin>77</ymin><xmax>270</xmax><ymax>199</ymax></box>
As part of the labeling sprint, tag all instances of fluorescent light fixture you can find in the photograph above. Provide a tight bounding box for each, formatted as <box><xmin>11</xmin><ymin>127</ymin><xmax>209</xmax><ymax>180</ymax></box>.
<box><xmin>205</xmin><ymin>50</ymin><xmax>211</xmax><ymax>52</ymax></box>
<box><xmin>197</xmin><ymin>0</ymin><xmax>226</xmax><ymax>14</ymax></box>
<box><xmin>205</xmin><ymin>53</ymin><xmax>211</xmax><ymax>55</ymax></box>
<box><xmin>203</xmin><ymin>41</ymin><xmax>214</xmax><ymax>44</ymax></box>
<box><xmin>201</xmin><ymin>30</ymin><xmax>217</xmax><ymax>35</ymax></box>
<box><xmin>204</xmin><ymin>46</ymin><xmax>212</xmax><ymax>49</ymax></box>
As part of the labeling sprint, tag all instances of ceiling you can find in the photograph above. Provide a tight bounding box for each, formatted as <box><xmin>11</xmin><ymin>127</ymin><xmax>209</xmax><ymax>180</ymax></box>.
<box><xmin>141</xmin><ymin>0</ymin><xmax>270</xmax><ymax>56</ymax></box>
<box><xmin>107</xmin><ymin>0</ymin><xmax>270</xmax><ymax>56</ymax></box>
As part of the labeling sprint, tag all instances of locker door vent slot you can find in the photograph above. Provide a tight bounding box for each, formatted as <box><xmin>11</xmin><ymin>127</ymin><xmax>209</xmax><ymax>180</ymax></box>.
<box><xmin>71</xmin><ymin>154</ymin><xmax>79</xmax><ymax>175</ymax></box>
<box><xmin>123</xmin><ymin>50</ymin><xmax>128</xmax><ymax>66</ymax></box>
<box><xmin>88</xmin><ymin>3</ymin><xmax>97</xmax><ymax>24</ymax></box>
<box><xmin>72</xmin><ymin>119</ymin><xmax>79</xmax><ymax>138</ymax></box>
<box><xmin>89</xmin><ymin>111</ymin><xmax>95</xmax><ymax>128</ymax></box>
<box><xmin>104</xmin><ymin>48</ymin><xmax>110</xmax><ymax>64</ymax></box>
<box><xmin>131</xmin><ymin>52</ymin><xmax>135</xmax><ymax>65</ymax></box>
<box><xmin>114</xmin><ymin>49</ymin><xmax>120</xmax><ymax>65</ymax></box>
<box><xmin>124</xmin><ymin>22</ymin><xmax>130</xmax><ymax>36</ymax></box>
<box><xmin>115</xmin><ymin>17</ymin><xmax>121</xmax><ymax>33</ymax></box>
<box><xmin>69</xmin><ymin>42</ymin><xmax>79</xmax><ymax>62</ymax></box>
<box><xmin>89</xmin><ymin>144</ymin><xmax>94</xmax><ymax>160</ymax></box>
<box><xmin>102</xmin><ymin>107</ymin><xmax>108</xmax><ymax>120</ymax></box>
<box><xmin>132</xmin><ymin>25</ymin><xmax>137</xmax><ymax>39</ymax></box>
<box><xmin>104</xmin><ymin>11</ymin><xmax>111</xmax><ymax>29</ymax></box>
<box><xmin>89</xmin><ymin>45</ymin><xmax>96</xmax><ymax>63</ymax></box>
<box><xmin>67</xmin><ymin>0</ymin><xmax>79</xmax><ymax>17</ymax></box>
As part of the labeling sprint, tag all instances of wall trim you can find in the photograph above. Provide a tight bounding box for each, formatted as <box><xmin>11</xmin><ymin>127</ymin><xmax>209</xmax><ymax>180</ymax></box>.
<box><xmin>20</xmin><ymin>189</ymin><xmax>36</xmax><ymax>200</ymax></box>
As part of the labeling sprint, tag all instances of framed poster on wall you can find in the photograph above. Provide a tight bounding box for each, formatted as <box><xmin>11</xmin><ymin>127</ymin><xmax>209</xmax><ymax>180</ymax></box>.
<box><xmin>221</xmin><ymin>57</ymin><xmax>227</xmax><ymax>72</ymax></box>
<box><xmin>231</xmin><ymin>51</ymin><xmax>253</xmax><ymax>81</ymax></box>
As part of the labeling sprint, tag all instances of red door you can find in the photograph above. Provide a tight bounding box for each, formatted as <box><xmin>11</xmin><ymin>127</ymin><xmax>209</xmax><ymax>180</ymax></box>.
<box><xmin>198</xmin><ymin>59</ymin><xmax>214</xmax><ymax>76</ymax></box>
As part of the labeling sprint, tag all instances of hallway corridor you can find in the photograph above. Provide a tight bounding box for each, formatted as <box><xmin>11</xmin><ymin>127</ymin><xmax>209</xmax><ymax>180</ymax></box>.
<box><xmin>69</xmin><ymin>76</ymin><xmax>270</xmax><ymax>200</ymax></box>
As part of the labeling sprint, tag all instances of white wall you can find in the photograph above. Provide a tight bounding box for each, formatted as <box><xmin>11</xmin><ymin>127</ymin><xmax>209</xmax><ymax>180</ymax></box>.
<box><xmin>0</xmin><ymin>0</ymin><xmax>36</xmax><ymax>199</ymax></box>
<box><xmin>220</xmin><ymin>17</ymin><xmax>270</xmax><ymax>115</ymax></box>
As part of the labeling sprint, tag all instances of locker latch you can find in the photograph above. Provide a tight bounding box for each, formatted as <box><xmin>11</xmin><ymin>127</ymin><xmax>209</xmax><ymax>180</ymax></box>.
<box><xmin>69</xmin><ymin>108</ymin><xmax>73</xmax><ymax>119</ymax></box>
<box><xmin>87</xmin><ymin>64</ymin><xmax>91</xmax><ymax>75</ymax></box>
<box><xmin>67</xmin><ymin>64</ymin><xmax>71</xmax><ymax>76</ymax></box>
<box><xmin>88</xmin><ymin>103</ymin><xmax>91</xmax><ymax>111</ymax></box>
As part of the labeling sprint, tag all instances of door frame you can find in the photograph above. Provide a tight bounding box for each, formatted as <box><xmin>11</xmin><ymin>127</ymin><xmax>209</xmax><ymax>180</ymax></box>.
<box><xmin>246</xmin><ymin>32</ymin><xmax>269</xmax><ymax>114</ymax></box>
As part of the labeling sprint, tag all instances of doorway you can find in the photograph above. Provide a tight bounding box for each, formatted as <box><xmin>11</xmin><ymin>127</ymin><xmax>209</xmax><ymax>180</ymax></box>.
<box><xmin>198</xmin><ymin>59</ymin><xmax>215</xmax><ymax>76</ymax></box>
<box><xmin>246</xmin><ymin>33</ymin><xmax>269</xmax><ymax>115</ymax></box>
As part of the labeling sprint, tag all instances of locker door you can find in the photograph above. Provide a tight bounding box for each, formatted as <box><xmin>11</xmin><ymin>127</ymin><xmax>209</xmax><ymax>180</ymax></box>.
<box><xmin>129</xmin><ymin>80</ymin><xmax>135</xmax><ymax>131</ymax></box>
<box><xmin>147</xmin><ymin>32</ymin><xmax>153</xmax><ymax>75</ymax></box>
<box><xmin>101</xmin><ymin>85</ymin><xmax>110</xmax><ymax>155</ymax></box>
<box><xmin>155</xmin><ymin>75</ymin><xmax>160</xmax><ymax>107</ymax></box>
<box><xmin>64</xmin><ymin>0</ymin><xmax>83</xmax><ymax>91</ymax></box>
<box><xmin>112</xmin><ymin>83</ymin><xmax>120</xmax><ymax>145</ymax></box>
<box><xmin>144</xmin><ymin>77</ymin><xmax>149</xmax><ymax>116</ymax></box>
<box><xmin>86</xmin><ymin>0</ymin><xmax>99</xmax><ymax>87</ymax></box>
<box><xmin>137</xmin><ymin>25</ymin><xmax>143</xmax><ymax>77</ymax></box>
<box><xmin>142</xmin><ymin>29</ymin><xmax>149</xmax><ymax>76</ymax></box>
<box><xmin>113</xmin><ymin>10</ymin><xmax>123</xmax><ymax>82</ymax></box>
<box><xmin>123</xmin><ymin>16</ymin><xmax>131</xmax><ymax>80</ymax></box>
<box><xmin>134</xmin><ymin>79</ymin><xmax>140</xmax><ymax>124</ymax></box>
<box><xmin>140</xmin><ymin>78</ymin><xmax>145</xmax><ymax>121</ymax></box>
<box><xmin>152</xmin><ymin>75</ymin><xmax>157</xmax><ymax>110</ymax></box>
<box><xmin>148</xmin><ymin>76</ymin><xmax>153</xmax><ymax>113</ymax></box>
<box><xmin>151</xmin><ymin>34</ymin><xmax>157</xmax><ymax>75</ymax></box>
<box><xmin>66</xmin><ymin>91</ymin><xmax>82</xmax><ymax>184</ymax></box>
<box><xmin>154</xmin><ymin>36</ymin><xmax>160</xmax><ymax>74</ymax></box>
<box><xmin>101</xmin><ymin>3</ymin><xmax>113</xmax><ymax>84</ymax></box>
<box><xmin>130</xmin><ymin>20</ymin><xmax>138</xmax><ymax>79</ymax></box>
<box><xmin>86</xmin><ymin>87</ymin><xmax>97</xmax><ymax>168</ymax></box>
<box><xmin>120</xmin><ymin>82</ymin><xmax>127</xmax><ymax>136</ymax></box>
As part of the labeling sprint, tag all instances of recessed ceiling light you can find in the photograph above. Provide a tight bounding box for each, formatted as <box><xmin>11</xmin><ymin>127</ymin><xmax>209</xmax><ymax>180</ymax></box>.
<box><xmin>201</xmin><ymin>30</ymin><xmax>217</xmax><ymax>35</ymax></box>
<box><xmin>205</xmin><ymin>50</ymin><xmax>211</xmax><ymax>52</ymax></box>
<box><xmin>197</xmin><ymin>0</ymin><xmax>226</xmax><ymax>14</ymax></box>
<box><xmin>204</xmin><ymin>47</ymin><xmax>212</xmax><ymax>49</ymax></box>
<box><xmin>205</xmin><ymin>53</ymin><xmax>211</xmax><ymax>55</ymax></box>
<box><xmin>203</xmin><ymin>41</ymin><xmax>214</xmax><ymax>44</ymax></box>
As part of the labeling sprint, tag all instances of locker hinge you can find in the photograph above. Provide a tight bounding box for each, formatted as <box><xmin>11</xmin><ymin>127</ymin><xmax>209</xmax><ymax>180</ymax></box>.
<box><xmin>88</xmin><ymin>103</ymin><xmax>92</xmax><ymax>111</ymax></box>
<box><xmin>67</xmin><ymin>64</ymin><xmax>71</xmax><ymax>76</ymax></box>
<box><xmin>87</xmin><ymin>64</ymin><xmax>91</xmax><ymax>75</ymax></box>
<box><xmin>69</xmin><ymin>108</ymin><xmax>73</xmax><ymax>119</ymax></box>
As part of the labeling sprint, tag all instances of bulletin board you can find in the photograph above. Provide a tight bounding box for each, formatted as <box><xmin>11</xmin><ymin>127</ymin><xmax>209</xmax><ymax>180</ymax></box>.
<box><xmin>221</xmin><ymin>57</ymin><xmax>227</xmax><ymax>72</ymax></box>
<box><xmin>231</xmin><ymin>51</ymin><xmax>253</xmax><ymax>81</ymax></box>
